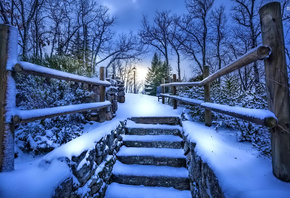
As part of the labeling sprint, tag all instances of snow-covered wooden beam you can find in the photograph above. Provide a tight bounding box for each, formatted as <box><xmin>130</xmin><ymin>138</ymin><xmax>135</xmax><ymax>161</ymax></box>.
<box><xmin>13</xmin><ymin>62</ymin><xmax>111</xmax><ymax>87</ymax></box>
<box><xmin>162</xmin><ymin>94</ymin><xmax>277</xmax><ymax>128</ymax></box>
<box><xmin>161</xmin><ymin>45</ymin><xmax>271</xmax><ymax>87</ymax></box>
<box><xmin>12</xmin><ymin>101</ymin><xmax>111</xmax><ymax>124</ymax></box>
<box><xmin>160</xmin><ymin>94</ymin><xmax>203</xmax><ymax>105</ymax></box>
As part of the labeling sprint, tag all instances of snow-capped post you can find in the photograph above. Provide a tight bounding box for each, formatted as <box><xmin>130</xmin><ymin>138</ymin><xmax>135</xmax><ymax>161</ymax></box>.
<box><xmin>173</xmin><ymin>74</ymin><xmax>177</xmax><ymax>109</ymax></box>
<box><xmin>0</xmin><ymin>24</ymin><xmax>18</xmax><ymax>172</ymax></box>
<box><xmin>99</xmin><ymin>66</ymin><xmax>106</xmax><ymax>122</ymax></box>
<box><xmin>161</xmin><ymin>78</ymin><xmax>165</xmax><ymax>104</ymax></box>
<box><xmin>203</xmin><ymin>66</ymin><xmax>211</xmax><ymax>127</ymax></box>
<box><xmin>259</xmin><ymin>2</ymin><xmax>290</xmax><ymax>182</ymax></box>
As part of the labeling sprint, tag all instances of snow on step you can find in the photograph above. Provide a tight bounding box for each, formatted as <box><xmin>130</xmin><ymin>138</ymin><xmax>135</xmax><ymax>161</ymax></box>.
<box><xmin>113</xmin><ymin>161</ymin><xmax>188</xmax><ymax>178</ymax></box>
<box><xmin>126</xmin><ymin>120</ymin><xmax>182</xmax><ymax>130</ymax></box>
<box><xmin>117</xmin><ymin>146</ymin><xmax>185</xmax><ymax>158</ymax></box>
<box><xmin>105</xmin><ymin>183</ymin><xmax>192</xmax><ymax>198</ymax></box>
<box><xmin>122</xmin><ymin>134</ymin><xmax>183</xmax><ymax>142</ymax></box>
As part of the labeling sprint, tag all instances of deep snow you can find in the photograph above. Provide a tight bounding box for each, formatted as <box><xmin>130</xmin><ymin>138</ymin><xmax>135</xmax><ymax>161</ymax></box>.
<box><xmin>0</xmin><ymin>93</ymin><xmax>289</xmax><ymax>198</ymax></box>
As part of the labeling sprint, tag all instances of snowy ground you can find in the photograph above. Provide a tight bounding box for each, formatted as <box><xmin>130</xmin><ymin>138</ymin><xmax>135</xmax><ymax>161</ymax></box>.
<box><xmin>0</xmin><ymin>93</ymin><xmax>290</xmax><ymax>198</ymax></box>
<box><xmin>0</xmin><ymin>94</ymin><xmax>182</xmax><ymax>198</ymax></box>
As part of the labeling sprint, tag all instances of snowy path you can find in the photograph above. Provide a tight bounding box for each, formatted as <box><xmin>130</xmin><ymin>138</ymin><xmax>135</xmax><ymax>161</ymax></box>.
<box><xmin>105</xmin><ymin>183</ymin><xmax>191</xmax><ymax>198</ymax></box>
<box><xmin>0</xmin><ymin>94</ymin><xmax>289</xmax><ymax>198</ymax></box>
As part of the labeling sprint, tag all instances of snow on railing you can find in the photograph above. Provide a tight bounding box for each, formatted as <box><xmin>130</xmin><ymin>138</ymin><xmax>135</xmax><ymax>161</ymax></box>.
<box><xmin>0</xmin><ymin>24</ymin><xmax>112</xmax><ymax>172</ymax></box>
<box><xmin>159</xmin><ymin>44</ymin><xmax>277</xmax><ymax>128</ymax></box>
<box><xmin>160</xmin><ymin>45</ymin><xmax>271</xmax><ymax>87</ymax></box>
<box><xmin>161</xmin><ymin>94</ymin><xmax>277</xmax><ymax>127</ymax></box>
<box><xmin>160</xmin><ymin>94</ymin><xmax>203</xmax><ymax>106</ymax></box>
<box><xmin>13</xmin><ymin>62</ymin><xmax>111</xmax><ymax>87</ymax></box>
<box><xmin>12</xmin><ymin>101</ymin><xmax>111</xmax><ymax>124</ymax></box>
<box><xmin>160</xmin><ymin>3</ymin><xmax>290</xmax><ymax>182</ymax></box>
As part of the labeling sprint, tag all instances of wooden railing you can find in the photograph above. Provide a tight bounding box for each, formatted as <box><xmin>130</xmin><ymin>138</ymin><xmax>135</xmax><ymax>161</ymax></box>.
<box><xmin>161</xmin><ymin>2</ymin><xmax>290</xmax><ymax>182</ymax></box>
<box><xmin>0</xmin><ymin>24</ymin><xmax>111</xmax><ymax>172</ymax></box>
<box><xmin>161</xmin><ymin>45</ymin><xmax>277</xmax><ymax>128</ymax></box>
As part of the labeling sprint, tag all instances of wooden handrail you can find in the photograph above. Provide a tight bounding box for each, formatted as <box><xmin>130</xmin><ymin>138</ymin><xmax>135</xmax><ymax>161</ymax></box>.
<box><xmin>12</xmin><ymin>101</ymin><xmax>111</xmax><ymax>124</ymax></box>
<box><xmin>161</xmin><ymin>45</ymin><xmax>271</xmax><ymax>87</ymax></box>
<box><xmin>14</xmin><ymin>62</ymin><xmax>111</xmax><ymax>87</ymax></box>
<box><xmin>0</xmin><ymin>24</ymin><xmax>112</xmax><ymax>172</ymax></box>
<box><xmin>161</xmin><ymin>94</ymin><xmax>277</xmax><ymax>128</ymax></box>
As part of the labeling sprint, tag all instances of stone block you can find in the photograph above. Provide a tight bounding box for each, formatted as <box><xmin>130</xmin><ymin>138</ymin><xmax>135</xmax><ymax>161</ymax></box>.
<box><xmin>117</xmin><ymin>91</ymin><xmax>125</xmax><ymax>97</ymax></box>
<box><xmin>71</xmin><ymin>149</ymin><xmax>97</xmax><ymax>186</ymax></box>
<box><xmin>112</xmin><ymin>100</ymin><xmax>118</xmax><ymax>113</ymax></box>
<box><xmin>53</xmin><ymin>177</ymin><xmax>73</xmax><ymax>198</ymax></box>
<box><xmin>184</xmin><ymin>136</ymin><xmax>224</xmax><ymax>198</ymax></box>
<box><xmin>88</xmin><ymin>178</ymin><xmax>103</xmax><ymax>195</ymax></box>
<box><xmin>106</xmin><ymin>112</ymin><xmax>113</xmax><ymax>121</ymax></box>
<box><xmin>117</xmin><ymin>96</ymin><xmax>125</xmax><ymax>103</ymax></box>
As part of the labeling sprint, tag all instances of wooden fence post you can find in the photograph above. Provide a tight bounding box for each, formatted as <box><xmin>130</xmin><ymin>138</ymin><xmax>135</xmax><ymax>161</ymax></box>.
<box><xmin>260</xmin><ymin>2</ymin><xmax>290</xmax><ymax>181</ymax></box>
<box><xmin>161</xmin><ymin>78</ymin><xmax>165</xmax><ymax>104</ymax></box>
<box><xmin>99</xmin><ymin>67</ymin><xmax>106</xmax><ymax>122</ymax></box>
<box><xmin>167</xmin><ymin>76</ymin><xmax>171</xmax><ymax>103</ymax></box>
<box><xmin>173</xmin><ymin>74</ymin><xmax>177</xmax><ymax>109</ymax></box>
<box><xmin>204</xmin><ymin>66</ymin><xmax>212</xmax><ymax>127</ymax></box>
<box><xmin>0</xmin><ymin>25</ymin><xmax>18</xmax><ymax>172</ymax></box>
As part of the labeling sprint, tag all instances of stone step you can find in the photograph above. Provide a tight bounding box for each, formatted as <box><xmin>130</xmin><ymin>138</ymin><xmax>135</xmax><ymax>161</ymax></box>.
<box><xmin>117</xmin><ymin>146</ymin><xmax>186</xmax><ymax>167</ymax></box>
<box><xmin>129</xmin><ymin>116</ymin><xmax>181</xmax><ymax>125</ymax></box>
<box><xmin>105</xmin><ymin>183</ymin><xmax>192</xmax><ymax>198</ymax></box>
<box><xmin>126</xmin><ymin>120</ymin><xmax>182</xmax><ymax>135</ymax></box>
<box><xmin>111</xmin><ymin>161</ymin><xmax>190</xmax><ymax>190</ymax></box>
<box><xmin>122</xmin><ymin>134</ymin><xmax>184</xmax><ymax>149</ymax></box>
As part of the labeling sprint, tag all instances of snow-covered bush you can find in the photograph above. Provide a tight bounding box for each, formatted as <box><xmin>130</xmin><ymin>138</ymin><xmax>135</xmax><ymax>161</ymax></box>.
<box><xmin>178</xmin><ymin>75</ymin><xmax>271</xmax><ymax>156</ymax></box>
<box><xmin>15</xmin><ymin>56</ymin><xmax>94</xmax><ymax>156</ymax></box>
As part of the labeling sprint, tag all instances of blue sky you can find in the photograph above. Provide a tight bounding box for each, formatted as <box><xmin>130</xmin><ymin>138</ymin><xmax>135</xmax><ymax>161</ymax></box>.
<box><xmin>99</xmin><ymin>0</ymin><xmax>188</xmax><ymax>33</ymax></box>
<box><xmin>98</xmin><ymin>0</ymin><xmax>190</xmax><ymax>81</ymax></box>
<box><xmin>97</xmin><ymin>0</ymin><xmax>232</xmax><ymax>82</ymax></box>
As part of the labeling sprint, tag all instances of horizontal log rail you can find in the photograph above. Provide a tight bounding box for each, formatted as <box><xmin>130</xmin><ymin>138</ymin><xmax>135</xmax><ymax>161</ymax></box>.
<box><xmin>161</xmin><ymin>94</ymin><xmax>277</xmax><ymax>128</ymax></box>
<box><xmin>12</xmin><ymin>101</ymin><xmax>111</xmax><ymax>124</ymax></box>
<box><xmin>161</xmin><ymin>45</ymin><xmax>271</xmax><ymax>87</ymax></box>
<box><xmin>161</xmin><ymin>94</ymin><xmax>203</xmax><ymax>105</ymax></box>
<box><xmin>13</xmin><ymin>62</ymin><xmax>111</xmax><ymax>87</ymax></box>
<box><xmin>0</xmin><ymin>24</ymin><xmax>113</xmax><ymax>172</ymax></box>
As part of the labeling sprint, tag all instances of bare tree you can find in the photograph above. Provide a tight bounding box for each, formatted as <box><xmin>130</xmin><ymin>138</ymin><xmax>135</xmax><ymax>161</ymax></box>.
<box><xmin>90</xmin><ymin>6</ymin><xmax>116</xmax><ymax>74</ymax></box>
<box><xmin>47</xmin><ymin>0</ymin><xmax>70</xmax><ymax>57</ymax></box>
<box><xmin>231</xmin><ymin>0</ymin><xmax>263</xmax><ymax>86</ymax></box>
<box><xmin>178</xmin><ymin>0</ymin><xmax>214</xmax><ymax>73</ymax></box>
<box><xmin>280</xmin><ymin>0</ymin><xmax>290</xmax><ymax>81</ymax></box>
<box><xmin>95</xmin><ymin>32</ymin><xmax>144</xmax><ymax>77</ymax></box>
<box><xmin>139</xmin><ymin>11</ymin><xmax>173</xmax><ymax>75</ymax></box>
<box><xmin>31</xmin><ymin>5</ymin><xmax>48</xmax><ymax>59</ymax></box>
<box><xmin>208</xmin><ymin>5</ymin><xmax>227</xmax><ymax>75</ymax></box>
<box><xmin>12</xmin><ymin>0</ymin><xmax>45</xmax><ymax>60</ymax></box>
<box><xmin>0</xmin><ymin>1</ymin><xmax>9</xmax><ymax>24</ymax></box>
<box><xmin>168</xmin><ymin>16</ymin><xmax>187</xmax><ymax>81</ymax></box>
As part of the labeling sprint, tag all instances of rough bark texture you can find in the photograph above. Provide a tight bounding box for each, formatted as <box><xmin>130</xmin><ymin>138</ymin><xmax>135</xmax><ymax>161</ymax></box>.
<box><xmin>172</xmin><ymin>74</ymin><xmax>177</xmax><ymax>109</ymax></box>
<box><xmin>203</xmin><ymin>66</ymin><xmax>211</xmax><ymax>127</ymax></box>
<box><xmin>0</xmin><ymin>25</ymin><xmax>17</xmax><ymax>172</ymax></box>
<box><xmin>259</xmin><ymin>2</ymin><xmax>290</xmax><ymax>182</ymax></box>
<box><xmin>161</xmin><ymin>78</ymin><xmax>165</xmax><ymax>104</ymax></box>
<box><xmin>98</xmin><ymin>67</ymin><xmax>106</xmax><ymax>122</ymax></box>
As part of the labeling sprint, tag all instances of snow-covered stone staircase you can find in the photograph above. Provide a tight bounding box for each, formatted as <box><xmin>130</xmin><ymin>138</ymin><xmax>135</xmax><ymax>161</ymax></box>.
<box><xmin>105</xmin><ymin>117</ymin><xmax>191</xmax><ymax>198</ymax></box>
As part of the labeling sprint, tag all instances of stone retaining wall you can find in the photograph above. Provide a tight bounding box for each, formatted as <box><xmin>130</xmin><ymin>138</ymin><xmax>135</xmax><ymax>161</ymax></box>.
<box><xmin>182</xmin><ymin>131</ymin><xmax>225</xmax><ymax>198</ymax></box>
<box><xmin>53</xmin><ymin>121</ymin><xmax>126</xmax><ymax>198</ymax></box>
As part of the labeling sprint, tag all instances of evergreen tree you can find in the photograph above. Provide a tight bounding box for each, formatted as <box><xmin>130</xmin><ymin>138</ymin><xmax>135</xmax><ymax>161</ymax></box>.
<box><xmin>145</xmin><ymin>53</ymin><xmax>167</xmax><ymax>95</ymax></box>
